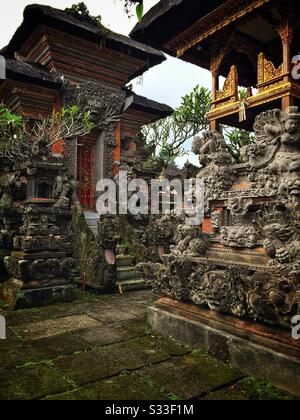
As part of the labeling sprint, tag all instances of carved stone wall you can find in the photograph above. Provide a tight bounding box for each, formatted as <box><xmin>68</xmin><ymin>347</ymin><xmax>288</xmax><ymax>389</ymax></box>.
<box><xmin>71</xmin><ymin>203</ymin><xmax>117</xmax><ymax>290</ymax></box>
<box><xmin>138</xmin><ymin>106</ymin><xmax>300</xmax><ymax>329</ymax></box>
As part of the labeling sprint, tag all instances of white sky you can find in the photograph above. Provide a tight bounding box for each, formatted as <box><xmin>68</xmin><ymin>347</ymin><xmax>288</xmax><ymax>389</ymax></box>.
<box><xmin>0</xmin><ymin>0</ymin><xmax>212</xmax><ymax>166</ymax></box>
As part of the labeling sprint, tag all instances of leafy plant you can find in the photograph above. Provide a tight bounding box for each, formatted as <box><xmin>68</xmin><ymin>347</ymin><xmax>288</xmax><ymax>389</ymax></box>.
<box><xmin>0</xmin><ymin>106</ymin><xmax>94</xmax><ymax>162</ymax></box>
<box><xmin>66</xmin><ymin>2</ymin><xmax>102</xmax><ymax>27</ymax></box>
<box><xmin>121</xmin><ymin>0</ymin><xmax>144</xmax><ymax>19</ymax></box>
<box><xmin>142</xmin><ymin>86</ymin><xmax>211</xmax><ymax>168</ymax></box>
<box><xmin>224</xmin><ymin>128</ymin><xmax>255</xmax><ymax>163</ymax></box>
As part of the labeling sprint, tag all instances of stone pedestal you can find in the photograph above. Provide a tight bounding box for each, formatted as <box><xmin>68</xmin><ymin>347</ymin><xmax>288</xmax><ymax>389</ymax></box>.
<box><xmin>148</xmin><ymin>298</ymin><xmax>300</xmax><ymax>397</ymax></box>
<box><xmin>0</xmin><ymin>198</ymin><xmax>77</xmax><ymax>309</ymax></box>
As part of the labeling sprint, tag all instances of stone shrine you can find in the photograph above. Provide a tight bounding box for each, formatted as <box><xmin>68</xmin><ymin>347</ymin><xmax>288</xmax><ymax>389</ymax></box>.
<box><xmin>132</xmin><ymin>0</ymin><xmax>300</xmax><ymax>394</ymax></box>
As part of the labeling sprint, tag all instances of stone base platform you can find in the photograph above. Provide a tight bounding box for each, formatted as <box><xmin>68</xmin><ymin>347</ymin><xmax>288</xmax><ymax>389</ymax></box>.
<box><xmin>0</xmin><ymin>279</ymin><xmax>78</xmax><ymax>309</ymax></box>
<box><xmin>148</xmin><ymin>297</ymin><xmax>300</xmax><ymax>397</ymax></box>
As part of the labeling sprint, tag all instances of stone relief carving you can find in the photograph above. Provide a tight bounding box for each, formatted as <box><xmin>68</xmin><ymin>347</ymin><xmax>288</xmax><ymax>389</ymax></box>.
<box><xmin>193</xmin><ymin>131</ymin><xmax>236</xmax><ymax>211</ymax></box>
<box><xmin>220</xmin><ymin>226</ymin><xmax>258</xmax><ymax>248</ymax></box>
<box><xmin>170</xmin><ymin>224</ymin><xmax>209</xmax><ymax>258</ymax></box>
<box><xmin>246</xmin><ymin>106</ymin><xmax>300</xmax><ymax>199</ymax></box>
<box><xmin>255</xmin><ymin>204</ymin><xmax>300</xmax><ymax>273</ymax></box>
<box><xmin>138</xmin><ymin>108</ymin><xmax>300</xmax><ymax>330</ymax></box>
<box><xmin>63</xmin><ymin>80</ymin><xmax>126</xmax><ymax>177</ymax></box>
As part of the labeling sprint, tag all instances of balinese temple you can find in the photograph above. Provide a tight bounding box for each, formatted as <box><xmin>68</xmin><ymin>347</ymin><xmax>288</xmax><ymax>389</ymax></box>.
<box><xmin>0</xmin><ymin>4</ymin><xmax>173</xmax><ymax>211</ymax></box>
<box><xmin>131</xmin><ymin>0</ymin><xmax>300</xmax><ymax>131</ymax></box>
<box><xmin>131</xmin><ymin>0</ymin><xmax>300</xmax><ymax>395</ymax></box>
<box><xmin>0</xmin><ymin>4</ymin><xmax>173</xmax><ymax>306</ymax></box>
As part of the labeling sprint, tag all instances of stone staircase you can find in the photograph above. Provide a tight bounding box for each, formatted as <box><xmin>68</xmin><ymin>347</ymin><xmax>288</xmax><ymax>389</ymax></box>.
<box><xmin>116</xmin><ymin>247</ymin><xmax>149</xmax><ymax>294</ymax></box>
<box><xmin>83</xmin><ymin>213</ymin><xmax>148</xmax><ymax>293</ymax></box>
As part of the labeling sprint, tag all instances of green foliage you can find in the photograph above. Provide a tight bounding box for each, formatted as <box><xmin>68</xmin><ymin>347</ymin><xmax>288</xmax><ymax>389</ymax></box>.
<box><xmin>121</xmin><ymin>0</ymin><xmax>144</xmax><ymax>19</ymax></box>
<box><xmin>66</xmin><ymin>2</ymin><xmax>110</xmax><ymax>40</ymax></box>
<box><xmin>66</xmin><ymin>2</ymin><xmax>102</xmax><ymax>27</ymax></box>
<box><xmin>239</xmin><ymin>88</ymin><xmax>248</xmax><ymax>100</ymax></box>
<box><xmin>136</xmin><ymin>2</ymin><xmax>144</xmax><ymax>21</ymax></box>
<box><xmin>143</xmin><ymin>86</ymin><xmax>211</xmax><ymax>168</ymax></box>
<box><xmin>0</xmin><ymin>107</ymin><xmax>26</xmax><ymax>160</ymax></box>
<box><xmin>0</xmin><ymin>106</ymin><xmax>94</xmax><ymax>162</ymax></box>
<box><xmin>173</xmin><ymin>85</ymin><xmax>211</xmax><ymax>132</ymax></box>
<box><xmin>225</xmin><ymin>128</ymin><xmax>255</xmax><ymax>163</ymax></box>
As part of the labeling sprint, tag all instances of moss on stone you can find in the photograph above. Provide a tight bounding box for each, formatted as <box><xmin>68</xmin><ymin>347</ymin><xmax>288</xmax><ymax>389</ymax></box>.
<box><xmin>202</xmin><ymin>377</ymin><xmax>297</xmax><ymax>400</ymax></box>
<box><xmin>0</xmin><ymin>363</ymin><xmax>73</xmax><ymax>400</ymax></box>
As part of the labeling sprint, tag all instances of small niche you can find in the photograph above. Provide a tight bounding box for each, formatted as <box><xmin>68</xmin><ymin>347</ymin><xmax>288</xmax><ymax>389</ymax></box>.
<box><xmin>37</xmin><ymin>182</ymin><xmax>51</xmax><ymax>199</ymax></box>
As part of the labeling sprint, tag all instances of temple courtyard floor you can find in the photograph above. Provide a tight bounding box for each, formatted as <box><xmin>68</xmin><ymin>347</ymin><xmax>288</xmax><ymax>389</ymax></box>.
<box><xmin>0</xmin><ymin>290</ymin><xmax>297</xmax><ymax>400</ymax></box>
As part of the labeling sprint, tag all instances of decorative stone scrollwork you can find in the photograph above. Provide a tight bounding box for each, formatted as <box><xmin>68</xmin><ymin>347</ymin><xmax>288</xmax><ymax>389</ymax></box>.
<box><xmin>220</xmin><ymin>226</ymin><xmax>258</xmax><ymax>248</ymax></box>
<box><xmin>255</xmin><ymin>203</ymin><xmax>300</xmax><ymax>273</ymax></box>
<box><xmin>64</xmin><ymin>80</ymin><xmax>126</xmax><ymax>177</ymax></box>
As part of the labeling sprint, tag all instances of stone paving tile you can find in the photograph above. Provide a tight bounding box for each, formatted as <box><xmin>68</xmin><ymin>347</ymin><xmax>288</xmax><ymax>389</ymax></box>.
<box><xmin>28</xmin><ymin>333</ymin><xmax>92</xmax><ymax>359</ymax></box>
<box><xmin>53</xmin><ymin>336</ymin><xmax>172</xmax><ymax>386</ymax></box>
<box><xmin>0</xmin><ymin>333</ymin><xmax>91</xmax><ymax>370</ymax></box>
<box><xmin>75</xmin><ymin>318</ymin><xmax>149</xmax><ymax>346</ymax></box>
<box><xmin>0</xmin><ymin>341</ymin><xmax>42</xmax><ymax>370</ymax></box>
<box><xmin>44</xmin><ymin>371</ymin><xmax>168</xmax><ymax>400</ymax></box>
<box><xmin>0</xmin><ymin>291</ymin><xmax>293</xmax><ymax>401</ymax></box>
<box><xmin>139</xmin><ymin>352</ymin><xmax>243</xmax><ymax>399</ymax></box>
<box><xmin>88</xmin><ymin>309</ymin><xmax>138</xmax><ymax>324</ymax></box>
<box><xmin>12</xmin><ymin>314</ymin><xmax>102</xmax><ymax>340</ymax></box>
<box><xmin>201</xmin><ymin>378</ymin><xmax>297</xmax><ymax>401</ymax></box>
<box><xmin>0</xmin><ymin>363</ymin><xmax>73</xmax><ymax>400</ymax></box>
<box><xmin>3</xmin><ymin>298</ymin><xmax>112</xmax><ymax>327</ymax></box>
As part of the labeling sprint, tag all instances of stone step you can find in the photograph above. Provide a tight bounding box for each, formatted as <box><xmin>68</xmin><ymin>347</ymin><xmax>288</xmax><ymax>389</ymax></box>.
<box><xmin>116</xmin><ymin>255</ymin><xmax>135</xmax><ymax>267</ymax></box>
<box><xmin>117</xmin><ymin>267</ymin><xmax>138</xmax><ymax>281</ymax></box>
<box><xmin>116</xmin><ymin>278</ymin><xmax>149</xmax><ymax>293</ymax></box>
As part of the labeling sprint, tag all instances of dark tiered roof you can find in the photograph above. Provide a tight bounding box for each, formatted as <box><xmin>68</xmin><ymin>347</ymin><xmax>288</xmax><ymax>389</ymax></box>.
<box><xmin>3</xmin><ymin>59</ymin><xmax>62</xmax><ymax>89</ymax></box>
<box><xmin>1</xmin><ymin>4</ymin><xmax>166</xmax><ymax>68</ymax></box>
<box><xmin>132</xmin><ymin>93</ymin><xmax>173</xmax><ymax>117</ymax></box>
<box><xmin>130</xmin><ymin>0</ymin><xmax>225</xmax><ymax>53</ymax></box>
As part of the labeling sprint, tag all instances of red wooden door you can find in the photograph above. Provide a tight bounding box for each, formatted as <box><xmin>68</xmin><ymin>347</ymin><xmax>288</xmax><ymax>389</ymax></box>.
<box><xmin>77</xmin><ymin>144</ymin><xmax>94</xmax><ymax>210</ymax></box>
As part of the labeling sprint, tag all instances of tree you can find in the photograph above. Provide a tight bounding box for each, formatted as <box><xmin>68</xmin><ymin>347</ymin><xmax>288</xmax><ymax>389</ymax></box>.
<box><xmin>142</xmin><ymin>86</ymin><xmax>211</xmax><ymax>168</ymax></box>
<box><xmin>224</xmin><ymin>128</ymin><xmax>255</xmax><ymax>163</ymax></box>
<box><xmin>142</xmin><ymin>84</ymin><xmax>256</xmax><ymax>168</ymax></box>
<box><xmin>0</xmin><ymin>106</ymin><xmax>94</xmax><ymax>163</ymax></box>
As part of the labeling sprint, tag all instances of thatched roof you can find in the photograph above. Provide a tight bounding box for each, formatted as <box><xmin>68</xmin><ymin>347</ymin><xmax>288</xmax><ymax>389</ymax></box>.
<box><xmin>1</xmin><ymin>4</ymin><xmax>166</xmax><ymax>68</ymax></box>
<box><xmin>131</xmin><ymin>93</ymin><xmax>173</xmax><ymax>117</ymax></box>
<box><xmin>3</xmin><ymin>58</ymin><xmax>62</xmax><ymax>89</ymax></box>
<box><xmin>130</xmin><ymin>0</ymin><xmax>226</xmax><ymax>52</ymax></box>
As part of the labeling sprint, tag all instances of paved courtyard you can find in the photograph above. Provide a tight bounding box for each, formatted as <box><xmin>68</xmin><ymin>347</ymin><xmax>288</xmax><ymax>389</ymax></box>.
<box><xmin>0</xmin><ymin>291</ymin><xmax>296</xmax><ymax>400</ymax></box>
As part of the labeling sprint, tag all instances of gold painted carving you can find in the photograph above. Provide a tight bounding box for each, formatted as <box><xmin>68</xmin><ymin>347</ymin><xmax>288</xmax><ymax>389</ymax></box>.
<box><xmin>169</xmin><ymin>0</ymin><xmax>272</xmax><ymax>57</ymax></box>
<box><xmin>215</xmin><ymin>65</ymin><xmax>238</xmax><ymax>104</ymax></box>
<box><xmin>257</xmin><ymin>53</ymin><xmax>283</xmax><ymax>92</ymax></box>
